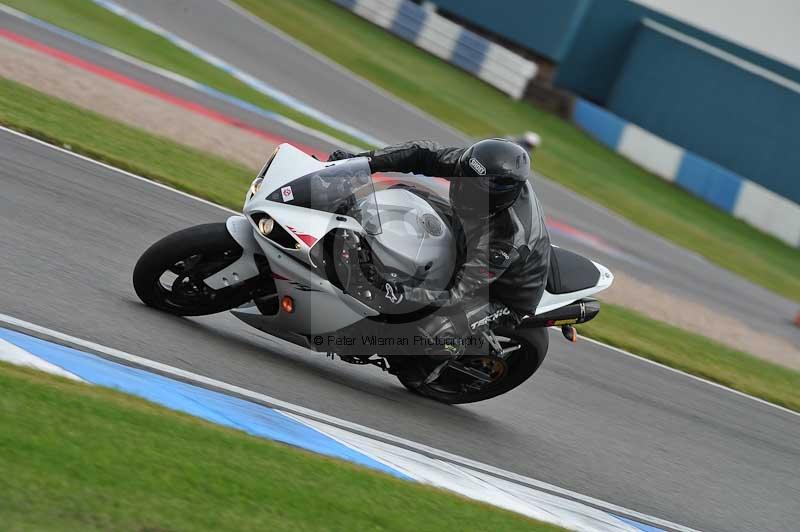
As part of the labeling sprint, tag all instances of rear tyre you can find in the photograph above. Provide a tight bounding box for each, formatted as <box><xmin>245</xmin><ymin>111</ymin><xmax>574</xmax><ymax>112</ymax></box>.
<box><xmin>396</xmin><ymin>327</ymin><xmax>549</xmax><ymax>404</ymax></box>
<box><xmin>133</xmin><ymin>223</ymin><xmax>252</xmax><ymax>316</ymax></box>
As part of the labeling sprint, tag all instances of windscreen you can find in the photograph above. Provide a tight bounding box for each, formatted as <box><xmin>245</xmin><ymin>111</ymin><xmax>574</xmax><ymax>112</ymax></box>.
<box><xmin>265</xmin><ymin>157</ymin><xmax>381</xmax><ymax>234</ymax></box>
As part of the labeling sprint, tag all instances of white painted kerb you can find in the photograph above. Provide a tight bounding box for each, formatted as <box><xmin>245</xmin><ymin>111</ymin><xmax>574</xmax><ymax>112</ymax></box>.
<box><xmin>0</xmin><ymin>338</ymin><xmax>85</xmax><ymax>381</ymax></box>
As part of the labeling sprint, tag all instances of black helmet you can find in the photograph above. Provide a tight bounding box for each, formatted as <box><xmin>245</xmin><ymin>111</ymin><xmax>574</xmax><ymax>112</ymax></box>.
<box><xmin>451</xmin><ymin>138</ymin><xmax>530</xmax><ymax>218</ymax></box>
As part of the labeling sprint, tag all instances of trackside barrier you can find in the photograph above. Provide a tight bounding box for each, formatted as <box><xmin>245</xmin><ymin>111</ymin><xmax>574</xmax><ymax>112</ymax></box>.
<box><xmin>573</xmin><ymin>99</ymin><xmax>800</xmax><ymax>248</ymax></box>
<box><xmin>332</xmin><ymin>0</ymin><xmax>537</xmax><ymax>99</ymax></box>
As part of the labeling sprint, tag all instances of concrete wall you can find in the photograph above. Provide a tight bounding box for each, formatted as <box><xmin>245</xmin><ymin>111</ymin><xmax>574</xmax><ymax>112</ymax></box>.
<box><xmin>632</xmin><ymin>0</ymin><xmax>800</xmax><ymax>71</ymax></box>
<box><xmin>607</xmin><ymin>19</ymin><xmax>800</xmax><ymax>205</ymax></box>
<box><xmin>428</xmin><ymin>0</ymin><xmax>590</xmax><ymax>62</ymax></box>
<box><xmin>573</xmin><ymin>98</ymin><xmax>800</xmax><ymax>247</ymax></box>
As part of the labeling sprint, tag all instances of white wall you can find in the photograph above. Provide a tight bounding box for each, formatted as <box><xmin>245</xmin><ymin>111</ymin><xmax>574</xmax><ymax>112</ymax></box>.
<box><xmin>632</xmin><ymin>0</ymin><xmax>800</xmax><ymax>70</ymax></box>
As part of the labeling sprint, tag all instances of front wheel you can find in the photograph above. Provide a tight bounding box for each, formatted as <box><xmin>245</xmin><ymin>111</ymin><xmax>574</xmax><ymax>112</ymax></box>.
<box><xmin>396</xmin><ymin>327</ymin><xmax>549</xmax><ymax>404</ymax></box>
<box><xmin>133</xmin><ymin>223</ymin><xmax>253</xmax><ymax>316</ymax></box>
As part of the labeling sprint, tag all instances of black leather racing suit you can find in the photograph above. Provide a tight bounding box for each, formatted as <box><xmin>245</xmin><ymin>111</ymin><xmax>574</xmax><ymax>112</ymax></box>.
<box><xmin>350</xmin><ymin>141</ymin><xmax>551</xmax><ymax>334</ymax></box>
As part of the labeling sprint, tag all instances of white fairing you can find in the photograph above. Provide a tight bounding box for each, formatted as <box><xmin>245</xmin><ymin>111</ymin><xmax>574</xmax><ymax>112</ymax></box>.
<box><xmin>535</xmin><ymin>261</ymin><xmax>614</xmax><ymax>315</ymax></box>
<box><xmin>363</xmin><ymin>188</ymin><xmax>456</xmax><ymax>291</ymax></box>
<box><xmin>258</xmin><ymin>142</ymin><xmax>325</xmax><ymax>190</ymax></box>
<box><xmin>243</xmin><ymin>144</ymin><xmax>376</xmax><ymax>266</ymax></box>
<box><xmin>206</xmin><ymin>143</ymin><xmax>613</xmax><ymax>338</ymax></box>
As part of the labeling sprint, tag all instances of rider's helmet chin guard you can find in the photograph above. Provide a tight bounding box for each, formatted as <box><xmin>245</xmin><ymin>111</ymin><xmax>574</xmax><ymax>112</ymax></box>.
<box><xmin>451</xmin><ymin>138</ymin><xmax>531</xmax><ymax>219</ymax></box>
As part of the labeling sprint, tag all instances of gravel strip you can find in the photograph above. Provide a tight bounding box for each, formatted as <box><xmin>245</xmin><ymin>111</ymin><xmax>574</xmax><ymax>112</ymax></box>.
<box><xmin>0</xmin><ymin>36</ymin><xmax>272</xmax><ymax>170</ymax></box>
<box><xmin>604</xmin><ymin>272</ymin><xmax>799</xmax><ymax>369</ymax></box>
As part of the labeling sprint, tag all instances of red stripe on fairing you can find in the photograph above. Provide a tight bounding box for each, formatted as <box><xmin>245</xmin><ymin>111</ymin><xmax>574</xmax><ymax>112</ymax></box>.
<box><xmin>0</xmin><ymin>29</ymin><xmax>328</xmax><ymax>159</ymax></box>
<box><xmin>271</xmin><ymin>272</ymin><xmax>290</xmax><ymax>281</ymax></box>
<box><xmin>293</xmin><ymin>233</ymin><xmax>317</xmax><ymax>247</ymax></box>
<box><xmin>286</xmin><ymin>226</ymin><xmax>318</xmax><ymax>247</ymax></box>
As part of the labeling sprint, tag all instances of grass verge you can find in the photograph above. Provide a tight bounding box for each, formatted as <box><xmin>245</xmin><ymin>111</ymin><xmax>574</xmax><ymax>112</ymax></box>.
<box><xmin>3</xmin><ymin>0</ymin><xmax>368</xmax><ymax>148</ymax></box>
<box><xmin>0</xmin><ymin>77</ymin><xmax>252</xmax><ymax>209</ymax></box>
<box><xmin>234</xmin><ymin>0</ymin><xmax>800</xmax><ymax>301</ymax></box>
<box><xmin>0</xmin><ymin>361</ymin><xmax>563</xmax><ymax>531</ymax></box>
<box><xmin>584</xmin><ymin>304</ymin><xmax>800</xmax><ymax>412</ymax></box>
<box><xmin>2</xmin><ymin>78</ymin><xmax>798</xmax><ymax>412</ymax></box>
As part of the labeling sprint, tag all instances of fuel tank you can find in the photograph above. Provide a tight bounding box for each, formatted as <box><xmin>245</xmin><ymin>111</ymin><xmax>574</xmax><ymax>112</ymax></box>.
<box><xmin>362</xmin><ymin>188</ymin><xmax>456</xmax><ymax>291</ymax></box>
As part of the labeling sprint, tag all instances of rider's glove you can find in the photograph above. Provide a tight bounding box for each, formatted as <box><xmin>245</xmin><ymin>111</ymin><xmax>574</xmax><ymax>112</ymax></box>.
<box><xmin>327</xmin><ymin>149</ymin><xmax>356</xmax><ymax>162</ymax></box>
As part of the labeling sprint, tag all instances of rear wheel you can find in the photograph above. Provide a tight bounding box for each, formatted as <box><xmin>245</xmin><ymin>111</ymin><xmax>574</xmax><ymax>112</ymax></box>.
<box><xmin>133</xmin><ymin>223</ymin><xmax>253</xmax><ymax>316</ymax></box>
<box><xmin>396</xmin><ymin>327</ymin><xmax>548</xmax><ymax>404</ymax></box>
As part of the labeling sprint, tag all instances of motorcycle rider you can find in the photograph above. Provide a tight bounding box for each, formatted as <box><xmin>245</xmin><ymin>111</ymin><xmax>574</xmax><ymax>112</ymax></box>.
<box><xmin>329</xmin><ymin>138</ymin><xmax>551</xmax><ymax>356</ymax></box>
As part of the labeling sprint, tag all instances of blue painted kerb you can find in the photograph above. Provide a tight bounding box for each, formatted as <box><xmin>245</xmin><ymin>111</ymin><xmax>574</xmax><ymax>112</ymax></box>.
<box><xmin>0</xmin><ymin>327</ymin><xmax>669</xmax><ymax>531</ymax></box>
<box><xmin>0</xmin><ymin>328</ymin><xmax>409</xmax><ymax>479</ymax></box>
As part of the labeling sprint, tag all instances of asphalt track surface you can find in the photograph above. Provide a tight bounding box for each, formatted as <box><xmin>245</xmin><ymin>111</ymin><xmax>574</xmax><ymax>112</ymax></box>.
<box><xmin>4</xmin><ymin>4</ymin><xmax>799</xmax><ymax>348</ymax></box>
<box><xmin>117</xmin><ymin>0</ymin><xmax>467</xmax><ymax>146</ymax></box>
<box><xmin>3</xmin><ymin>129</ymin><xmax>800</xmax><ymax>532</ymax></box>
<box><xmin>104</xmin><ymin>0</ymin><xmax>798</xmax><ymax>347</ymax></box>
<box><xmin>1</xmin><ymin>6</ymin><xmax>799</xmax><ymax>532</ymax></box>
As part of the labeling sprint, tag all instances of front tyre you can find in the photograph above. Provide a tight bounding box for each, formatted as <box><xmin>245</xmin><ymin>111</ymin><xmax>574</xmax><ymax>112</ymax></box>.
<box><xmin>396</xmin><ymin>327</ymin><xmax>549</xmax><ymax>404</ymax></box>
<box><xmin>133</xmin><ymin>223</ymin><xmax>252</xmax><ymax>316</ymax></box>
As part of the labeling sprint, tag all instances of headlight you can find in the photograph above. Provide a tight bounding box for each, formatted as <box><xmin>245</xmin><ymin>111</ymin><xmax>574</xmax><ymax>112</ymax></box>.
<box><xmin>257</xmin><ymin>216</ymin><xmax>274</xmax><ymax>236</ymax></box>
<box><xmin>248</xmin><ymin>177</ymin><xmax>263</xmax><ymax>198</ymax></box>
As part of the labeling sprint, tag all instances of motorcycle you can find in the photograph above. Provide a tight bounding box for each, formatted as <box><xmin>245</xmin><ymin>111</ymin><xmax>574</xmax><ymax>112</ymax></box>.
<box><xmin>133</xmin><ymin>144</ymin><xmax>613</xmax><ymax>403</ymax></box>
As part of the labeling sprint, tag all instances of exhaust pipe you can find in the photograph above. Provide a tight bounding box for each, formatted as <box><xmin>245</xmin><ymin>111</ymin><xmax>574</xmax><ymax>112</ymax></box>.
<box><xmin>519</xmin><ymin>298</ymin><xmax>600</xmax><ymax>328</ymax></box>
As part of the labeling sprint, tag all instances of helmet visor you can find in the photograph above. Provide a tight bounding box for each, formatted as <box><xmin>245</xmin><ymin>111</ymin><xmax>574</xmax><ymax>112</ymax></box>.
<box><xmin>450</xmin><ymin>177</ymin><xmax>523</xmax><ymax>218</ymax></box>
<box><xmin>478</xmin><ymin>175</ymin><xmax>522</xmax><ymax>193</ymax></box>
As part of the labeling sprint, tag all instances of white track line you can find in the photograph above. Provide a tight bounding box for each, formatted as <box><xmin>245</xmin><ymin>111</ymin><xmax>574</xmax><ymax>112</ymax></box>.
<box><xmin>2</xmin><ymin>125</ymin><xmax>795</xmax><ymax>418</ymax></box>
<box><xmin>1</xmin><ymin>126</ymin><xmax>238</xmax><ymax>215</ymax></box>
<box><xmin>215</xmin><ymin>0</ymin><xmax>470</xmax><ymax>144</ymax></box>
<box><xmin>0</xmin><ymin>312</ymin><xmax>697</xmax><ymax>532</ymax></box>
<box><xmin>0</xmin><ymin>3</ymin><xmax>362</xmax><ymax>152</ymax></box>
<box><xmin>579</xmin><ymin>335</ymin><xmax>799</xmax><ymax>418</ymax></box>
<box><xmin>91</xmin><ymin>0</ymin><xmax>384</xmax><ymax>147</ymax></box>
